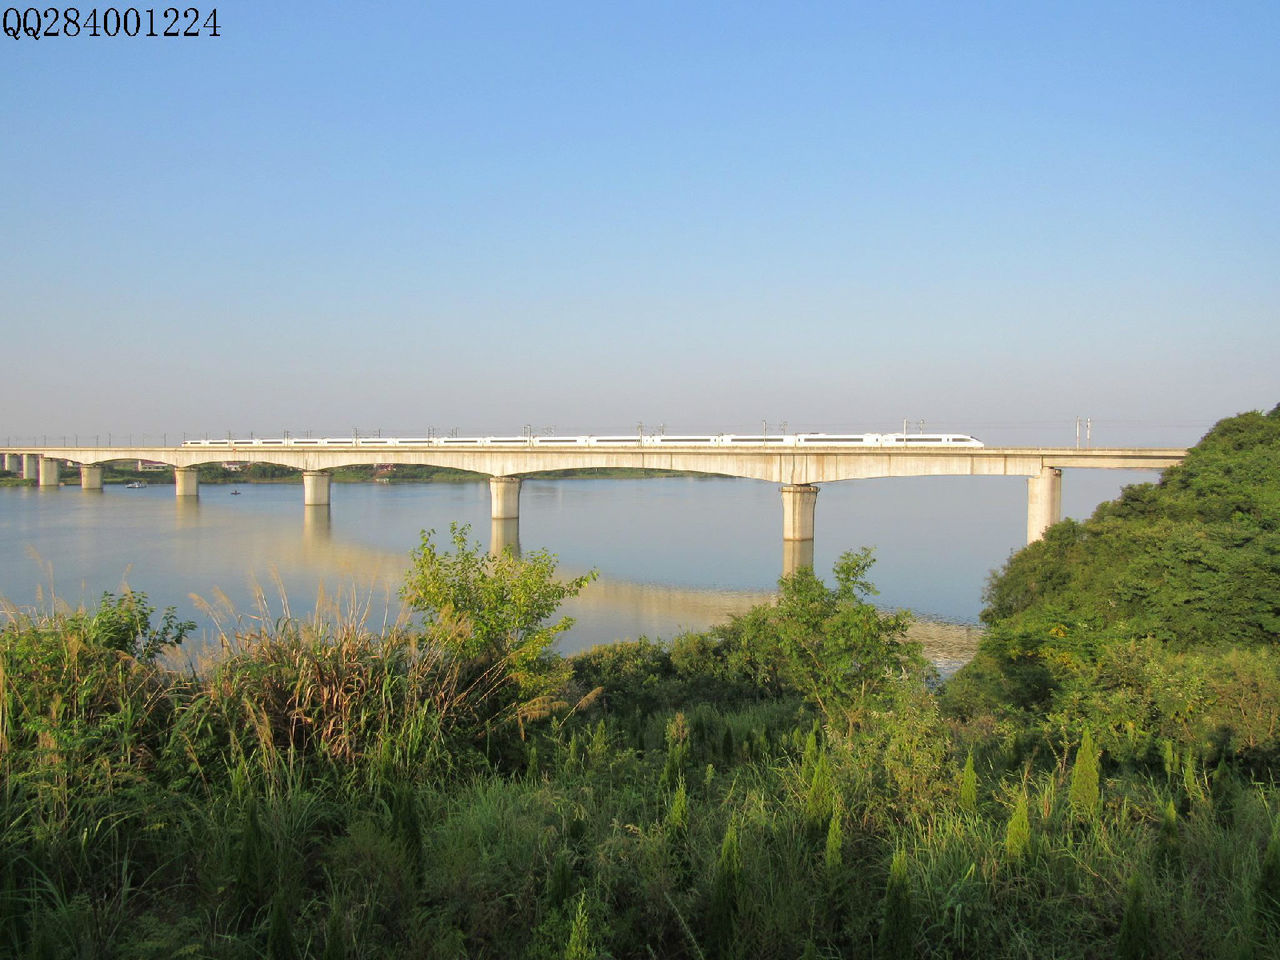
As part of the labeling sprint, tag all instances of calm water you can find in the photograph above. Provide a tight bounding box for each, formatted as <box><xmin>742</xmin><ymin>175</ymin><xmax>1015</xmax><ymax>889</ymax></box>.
<box><xmin>0</xmin><ymin>472</ymin><xmax>1149</xmax><ymax>654</ymax></box>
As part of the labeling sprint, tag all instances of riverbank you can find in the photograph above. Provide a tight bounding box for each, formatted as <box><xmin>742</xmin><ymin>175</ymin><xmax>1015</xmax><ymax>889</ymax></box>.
<box><xmin>3</xmin><ymin>552</ymin><xmax>1271</xmax><ymax>959</ymax></box>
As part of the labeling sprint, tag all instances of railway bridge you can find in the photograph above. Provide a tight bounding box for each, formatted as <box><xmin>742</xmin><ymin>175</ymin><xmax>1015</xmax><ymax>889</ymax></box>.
<box><xmin>1</xmin><ymin>442</ymin><xmax>1187</xmax><ymax>573</ymax></box>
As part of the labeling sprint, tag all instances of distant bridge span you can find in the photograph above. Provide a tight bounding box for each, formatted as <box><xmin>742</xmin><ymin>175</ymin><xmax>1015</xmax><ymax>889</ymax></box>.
<box><xmin>1</xmin><ymin>442</ymin><xmax>1188</xmax><ymax>571</ymax></box>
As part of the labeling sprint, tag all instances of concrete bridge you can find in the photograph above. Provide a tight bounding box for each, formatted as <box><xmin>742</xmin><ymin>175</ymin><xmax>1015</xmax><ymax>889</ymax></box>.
<box><xmin>1</xmin><ymin>442</ymin><xmax>1187</xmax><ymax>573</ymax></box>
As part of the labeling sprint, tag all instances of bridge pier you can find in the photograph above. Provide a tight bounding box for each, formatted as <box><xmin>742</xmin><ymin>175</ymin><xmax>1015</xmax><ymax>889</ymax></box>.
<box><xmin>175</xmin><ymin>467</ymin><xmax>199</xmax><ymax>497</ymax></box>
<box><xmin>490</xmin><ymin>476</ymin><xmax>522</xmax><ymax>520</ymax></box>
<box><xmin>23</xmin><ymin>454</ymin><xmax>39</xmax><ymax>480</ymax></box>
<box><xmin>781</xmin><ymin>483</ymin><xmax>818</xmax><ymax>575</ymax></box>
<box><xmin>38</xmin><ymin>457</ymin><xmax>61</xmax><ymax>487</ymax></box>
<box><xmin>1026</xmin><ymin>466</ymin><xmax>1063</xmax><ymax>543</ymax></box>
<box><xmin>4</xmin><ymin>454</ymin><xmax>18</xmax><ymax>473</ymax></box>
<box><xmin>303</xmin><ymin>471</ymin><xmax>332</xmax><ymax>506</ymax></box>
<box><xmin>80</xmin><ymin>464</ymin><xmax>104</xmax><ymax>491</ymax></box>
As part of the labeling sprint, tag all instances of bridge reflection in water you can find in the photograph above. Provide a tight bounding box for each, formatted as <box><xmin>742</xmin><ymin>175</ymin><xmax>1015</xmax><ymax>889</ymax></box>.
<box><xmin>169</xmin><ymin>498</ymin><xmax>978</xmax><ymax>671</ymax></box>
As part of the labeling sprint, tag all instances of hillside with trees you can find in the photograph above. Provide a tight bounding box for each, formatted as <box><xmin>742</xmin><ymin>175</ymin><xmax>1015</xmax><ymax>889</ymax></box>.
<box><xmin>946</xmin><ymin>404</ymin><xmax>1280</xmax><ymax>770</ymax></box>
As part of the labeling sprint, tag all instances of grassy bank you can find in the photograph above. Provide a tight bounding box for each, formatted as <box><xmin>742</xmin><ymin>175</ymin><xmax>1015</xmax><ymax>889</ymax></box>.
<box><xmin>3</xmin><ymin>592</ymin><xmax>1276</xmax><ymax>959</ymax></box>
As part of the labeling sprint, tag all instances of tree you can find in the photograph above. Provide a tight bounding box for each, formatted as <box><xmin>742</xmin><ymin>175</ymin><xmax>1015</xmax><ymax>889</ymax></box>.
<box><xmin>401</xmin><ymin>523</ymin><xmax>595</xmax><ymax>730</ymax></box>
<box><xmin>720</xmin><ymin>549</ymin><xmax>920</xmax><ymax>724</ymax></box>
<box><xmin>951</xmin><ymin>405</ymin><xmax>1280</xmax><ymax>766</ymax></box>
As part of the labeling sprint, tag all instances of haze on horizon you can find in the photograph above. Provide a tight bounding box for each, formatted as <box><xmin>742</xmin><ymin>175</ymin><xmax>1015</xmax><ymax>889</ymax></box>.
<box><xmin>2</xmin><ymin>2</ymin><xmax>1276</xmax><ymax>450</ymax></box>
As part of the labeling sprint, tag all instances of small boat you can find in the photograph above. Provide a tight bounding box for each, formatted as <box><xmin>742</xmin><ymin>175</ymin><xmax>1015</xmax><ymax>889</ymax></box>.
<box><xmin>230</xmin><ymin>488</ymin><xmax>241</xmax><ymax>495</ymax></box>
<box><xmin>125</xmin><ymin>481</ymin><xmax>147</xmax><ymax>489</ymax></box>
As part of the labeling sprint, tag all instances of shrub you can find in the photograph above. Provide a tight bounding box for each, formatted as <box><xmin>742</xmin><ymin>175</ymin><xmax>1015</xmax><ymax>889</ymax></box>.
<box><xmin>402</xmin><ymin>523</ymin><xmax>595</xmax><ymax>741</ymax></box>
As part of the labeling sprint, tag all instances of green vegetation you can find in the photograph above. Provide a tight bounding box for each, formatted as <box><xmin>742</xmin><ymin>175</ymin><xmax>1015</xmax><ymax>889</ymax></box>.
<box><xmin>944</xmin><ymin>404</ymin><xmax>1280</xmax><ymax>769</ymax></box>
<box><xmin>331</xmin><ymin>464</ymin><xmax>486</xmax><ymax>483</ymax></box>
<box><xmin>197</xmin><ymin>462</ymin><xmax>304</xmax><ymax>483</ymax></box>
<box><xmin>3</xmin><ymin>407</ymin><xmax>1279</xmax><ymax>957</ymax></box>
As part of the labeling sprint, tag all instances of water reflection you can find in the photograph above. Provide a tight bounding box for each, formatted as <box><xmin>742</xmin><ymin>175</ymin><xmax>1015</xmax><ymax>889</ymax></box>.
<box><xmin>782</xmin><ymin>539</ymin><xmax>814</xmax><ymax>576</ymax></box>
<box><xmin>489</xmin><ymin>517</ymin><xmax>520</xmax><ymax>557</ymax></box>
<box><xmin>303</xmin><ymin>504</ymin><xmax>332</xmax><ymax>543</ymax></box>
<box><xmin>0</xmin><ymin>472</ymin><xmax>1152</xmax><ymax>662</ymax></box>
<box><xmin>175</xmin><ymin>497</ymin><xmax>200</xmax><ymax>528</ymax></box>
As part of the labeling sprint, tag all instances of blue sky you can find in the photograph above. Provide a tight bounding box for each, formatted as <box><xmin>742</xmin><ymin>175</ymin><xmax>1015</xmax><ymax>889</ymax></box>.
<box><xmin>2</xmin><ymin>1</ymin><xmax>1276</xmax><ymax>446</ymax></box>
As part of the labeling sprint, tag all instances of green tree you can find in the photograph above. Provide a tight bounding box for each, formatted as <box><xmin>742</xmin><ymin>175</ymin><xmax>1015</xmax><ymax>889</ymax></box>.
<box><xmin>950</xmin><ymin>405</ymin><xmax>1280</xmax><ymax>767</ymax></box>
<box><xmin>82</xmin><ymin>590</ymin><xmax>194</xmax><ymax>662</ymax></box>
<box><xmin>401</xmin><ymin>523</ymin><xmax>595</xmax><ymax>731</ymax></box>
<box><xmin>718</xmin><ymin>549</ymin><xmax>920</xmax><ymax>724</ymax></box>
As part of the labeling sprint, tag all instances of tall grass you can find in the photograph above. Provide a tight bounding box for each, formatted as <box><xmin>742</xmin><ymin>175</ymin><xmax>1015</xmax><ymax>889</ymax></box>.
<box><xmin>3</xmin><ymin>596</ymin><xmax>1278</xmax><ymax>957</ymax></box>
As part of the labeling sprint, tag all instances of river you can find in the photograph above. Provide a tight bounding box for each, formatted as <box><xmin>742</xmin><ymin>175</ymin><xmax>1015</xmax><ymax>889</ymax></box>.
<box><xmin>0</xmin><ymin>471</ymin><xmax>1150</xmax><ymax>667</ymax></box>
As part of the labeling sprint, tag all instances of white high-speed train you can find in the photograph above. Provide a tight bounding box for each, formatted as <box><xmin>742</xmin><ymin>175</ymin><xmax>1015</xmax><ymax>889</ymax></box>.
<box><xmin>180</xmin><ymin>433</ymin><xmax>984</xmax><ymax>448</ymax></box>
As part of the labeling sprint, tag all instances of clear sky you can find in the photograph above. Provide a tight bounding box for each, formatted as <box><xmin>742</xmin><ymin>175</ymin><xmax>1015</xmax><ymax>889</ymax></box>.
<box><xmin>3</xmin><ymin>1</ymin><xmax>1276</xmax><ymax>448</ymax></box>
